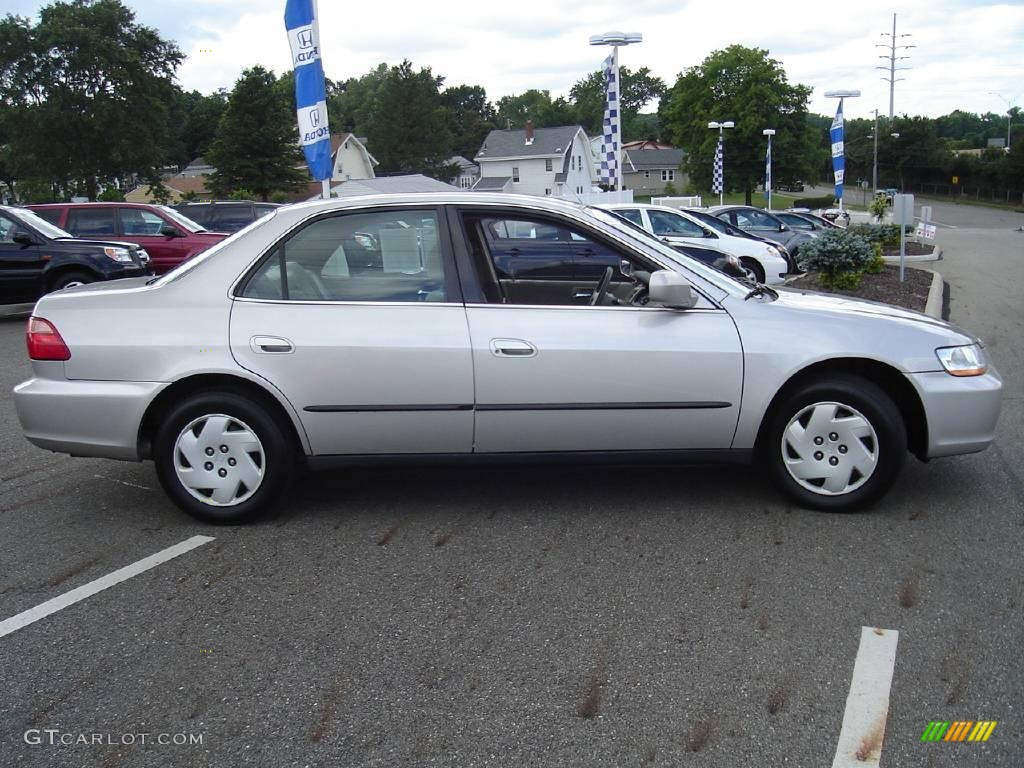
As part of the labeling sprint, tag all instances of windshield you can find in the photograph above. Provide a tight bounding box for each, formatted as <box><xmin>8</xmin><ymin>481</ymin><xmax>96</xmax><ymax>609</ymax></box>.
<box><xmin>17</xmin><ymin>209</ymin><xmax>74</xmax><ymax>240</ymax></box>
<box><xmin>158</xmin><ymin>205</ymin><xmax>206</xmax><ymax>232</ymax></box>
<box><xmin>585</xmin><ymin>206</ymin><xmax>748</xmax><ymax>295</ymax></box>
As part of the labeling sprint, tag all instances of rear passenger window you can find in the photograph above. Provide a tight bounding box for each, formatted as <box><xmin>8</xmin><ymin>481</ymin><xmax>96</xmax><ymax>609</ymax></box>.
<box><xmin>66</xmin><ymin>208</ymin><xmax>116</xmax><ymax>236</ymax></box>
<box><xmin>31</xmin><ymin>209</ymin><xmax>62</xmax><ymax>225</ymax></box>
<box><xmin>241</xmin><ymin>209</ymin><xmax>448</xmax><ymax>303</ymax></box>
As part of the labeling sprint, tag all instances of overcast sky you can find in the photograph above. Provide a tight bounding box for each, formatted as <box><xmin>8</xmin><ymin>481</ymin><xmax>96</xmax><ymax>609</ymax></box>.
<box><xmin>5</xmin><ymin>0</ymin><xmax>1022</xmax><ymax>120</ymax></box>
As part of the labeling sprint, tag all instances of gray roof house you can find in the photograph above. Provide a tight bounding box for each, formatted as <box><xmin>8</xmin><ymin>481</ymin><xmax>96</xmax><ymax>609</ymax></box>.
<box><xmin>622</xmin><ymin>147</ymin><xmax>687</xmax><ymax>196</ymax></box>
<box><xmin>307</xmin><ymin>174</ymin><xmax>459</xmax><ymax>201</ymax></box>
<box><xmin>474</xmin><ymin>123</ymin><xmax>595</xmax><ymax>198</ymax></box>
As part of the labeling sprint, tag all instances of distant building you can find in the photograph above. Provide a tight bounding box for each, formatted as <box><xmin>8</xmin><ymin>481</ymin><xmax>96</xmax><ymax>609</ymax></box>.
<box><xmin>622</xmin><ymin>147</ymin><xmax>686</xmax><ymax>196</ymax></box>
<box><xmin>474</xmin><ymin>123</ymin><xmax>595</xmax><ymax>197</ymax></box>
<box><xmin>448</xmin><ymin>156</ymin><xmax>479</xmax><ymax>189</ymax></box>
<box><xmin>329</xmin><ymin>133</ymin><xmax>378</xmax><ymax>182</ymax></box>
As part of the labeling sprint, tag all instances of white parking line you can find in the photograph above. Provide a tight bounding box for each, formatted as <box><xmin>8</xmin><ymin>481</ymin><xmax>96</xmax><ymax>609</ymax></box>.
<box><xmin>0</xmin><ymin>535</ymin><xmax>214</xmax><ymax>639</ymax></box>
<box><xmin>832</xmin><ymin>626</ymin><xmax>900</xmax><ymax>767</ymax></box>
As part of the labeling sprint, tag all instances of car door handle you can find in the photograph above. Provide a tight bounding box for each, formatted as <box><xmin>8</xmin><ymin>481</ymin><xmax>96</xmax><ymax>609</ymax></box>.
<box><xmin>251</xmin><ymin>335</ymin><xmax>294</xmax><ymax>354</ymax></box>
<box><xmin>489</xmin><ymin>338</ymin><xmax>537</xmax><ymax>358</ymax></box>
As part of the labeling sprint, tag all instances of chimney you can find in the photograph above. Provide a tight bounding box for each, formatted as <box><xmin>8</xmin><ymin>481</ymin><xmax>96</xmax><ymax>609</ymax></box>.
<box><xmin>525</xmin><ymin>120</ymin><xmax>534</xmax><ymax>145</ymax></box>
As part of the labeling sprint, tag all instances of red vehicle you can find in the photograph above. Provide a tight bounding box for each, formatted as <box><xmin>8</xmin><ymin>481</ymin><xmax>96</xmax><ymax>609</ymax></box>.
<box><xmin>29</xmin><ymin>202</ymin><xmax>228</xmax><ymax>274</ymax></box>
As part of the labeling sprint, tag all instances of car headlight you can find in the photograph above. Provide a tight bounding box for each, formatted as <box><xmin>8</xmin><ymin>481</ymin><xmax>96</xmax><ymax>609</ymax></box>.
<box><xmin>103</xmin><ymin>246</ymin><xmax>134</xmax><ymax>264</ymax></box>
<box><xmin>936</xmin><ymin>344</ymin><xmax>988</xmax><ymax>377</ymax></box>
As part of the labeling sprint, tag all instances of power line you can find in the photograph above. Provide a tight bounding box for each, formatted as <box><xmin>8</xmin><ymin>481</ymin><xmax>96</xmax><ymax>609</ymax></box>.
<box><xmin>875</xmin><ymin>12</ymin><xmax>914</xmax><ymax>119</ymax></box>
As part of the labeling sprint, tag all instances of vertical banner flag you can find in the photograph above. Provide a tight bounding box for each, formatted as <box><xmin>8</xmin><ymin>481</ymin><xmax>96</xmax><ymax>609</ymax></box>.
<box><xmin>599</xmin><ymin>53</ymin><xmax>619</xmax><ymax>188</ymax></box>
<box><xmin>284</xmin><ymin>0</ymin><xmax>331</xmax><ymax>182</ymax></box>
<box><xmin>831</xmin><ymin>98</ymin><xmax>845</xmax><ymax>202</ymax></box>
<box><xmin>712</xmin><ymin>135</ymin><xmax>724</xmax><ymax>194</ymax></box>
<box><xmin>764</xmin><ymin>139</ymin><xmax>771</xmax><ymax>204</ymax></box>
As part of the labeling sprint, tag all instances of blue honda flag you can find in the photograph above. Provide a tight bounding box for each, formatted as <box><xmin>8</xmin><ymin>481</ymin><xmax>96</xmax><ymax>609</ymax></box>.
<box><xmin>284</xmin><ymin>0</ymin><xmax>331</xmax><ymax>182</ymax></box>
<box><xmin>830</xmin><ymin>99</ymin><xmax>845</xmax><ymax>202</ymax></box>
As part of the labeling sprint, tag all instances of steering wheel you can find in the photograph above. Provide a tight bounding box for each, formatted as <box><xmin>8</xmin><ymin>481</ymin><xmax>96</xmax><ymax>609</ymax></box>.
<box><xmin>590</xmin><ymin>266</ymin><xmax>614</xmax><ymax>306</ymax></box>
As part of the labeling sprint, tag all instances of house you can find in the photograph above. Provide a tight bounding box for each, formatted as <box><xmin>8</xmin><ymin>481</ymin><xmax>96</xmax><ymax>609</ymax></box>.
<box><xmin>622</xmin><ymin>147</ymin><xmax>686</xmax><ymax>196</ymax></box>
<box><xmin>125</xmin><ymin>173</ymin><xmax>212</xmax><ymax>203</ymax></box>
<box><xmin>448</xmin><ymin>156</ymin><xmax>479</xmax><ymax>190</ymax></box>
<box><xmin>622</xmin><ymin>139</ymin><xmax>674</xmax><ymax>151</ymax></box>
<box><xmin>474</xmin><ymin>123</ymin><xmax>595</xmax><ymax>197</ymax></box>
<box><xmin>329</xmin><ymin>133</ymin><xmax>378</xmax><ymax>182</ymax></box>
<box><xmin>179</xmin><ymin>156</ymin><xmax>215</xmax><ymax>178</ymax></box>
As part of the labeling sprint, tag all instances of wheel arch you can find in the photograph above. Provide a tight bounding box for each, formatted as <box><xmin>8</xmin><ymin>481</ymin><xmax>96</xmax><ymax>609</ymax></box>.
<box><xmin>137</xmin><ymin>372</ymin><xmax>309</xmax><ymax>460</ymax></box>
<box><xmin>754</xmin><ymin>357</ymin><xmax>928</xmax><ymax>460</ymax></box>
<box><xmin>43</xmin><ymin>263</ymin><xmax>102</xmax><ymax>291</ymax></box>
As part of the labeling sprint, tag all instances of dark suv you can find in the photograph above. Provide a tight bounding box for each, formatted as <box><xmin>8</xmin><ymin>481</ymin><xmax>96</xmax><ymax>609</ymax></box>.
<box><xmin>0</xmin><ymin>206</ymin><xmax>151</xmax><ymax>303</ymax></box>
<box><xmin>173</xmin><ymin>201</ymin><xmax>281</xmax><ymax>233</ymax></box>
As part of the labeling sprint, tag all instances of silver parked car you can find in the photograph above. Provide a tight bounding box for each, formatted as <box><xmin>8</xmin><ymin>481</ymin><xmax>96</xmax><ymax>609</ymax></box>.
<box><xmin>14</xmin><ymin>194</ymin><xmax>1002</xmax><ymax>523</ymax></box>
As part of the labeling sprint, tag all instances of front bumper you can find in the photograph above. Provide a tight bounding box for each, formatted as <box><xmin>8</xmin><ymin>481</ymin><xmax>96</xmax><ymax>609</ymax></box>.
<box><xmin>13</xmin><ymin>376</ymin><xmax>166</xmax><ymax>461</ymax></box>
<box><xmin>908</xmin><ymin>367</ymin><xmax>1003</xmax><ymax>458</ymax></box>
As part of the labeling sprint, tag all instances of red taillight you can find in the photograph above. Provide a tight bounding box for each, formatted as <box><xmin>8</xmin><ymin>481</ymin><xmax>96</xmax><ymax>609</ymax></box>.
<box><xmin>26</xmin><ymin>316</ymin><xmax>71</xmax><ymax>361</ymax></box>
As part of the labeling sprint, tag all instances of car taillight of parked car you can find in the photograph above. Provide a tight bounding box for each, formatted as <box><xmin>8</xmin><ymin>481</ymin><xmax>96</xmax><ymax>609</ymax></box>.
<box><xmin>26</xmin><ymin>316</ymin><xmax>71</xmax><ymax>361</ymax></box>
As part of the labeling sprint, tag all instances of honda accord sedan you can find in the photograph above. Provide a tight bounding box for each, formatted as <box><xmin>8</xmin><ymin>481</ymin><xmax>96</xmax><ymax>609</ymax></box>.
<box><xmin>13</xmin><ymin>194</ymin><xmax>1002</xmax><ymax>523</ymax></box>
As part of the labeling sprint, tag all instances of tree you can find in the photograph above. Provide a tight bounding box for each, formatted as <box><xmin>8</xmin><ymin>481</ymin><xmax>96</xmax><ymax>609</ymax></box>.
<box><xmin>206</xmin><ymin>66</ymin><xmax>307</xmax><ymax>201</ymax></box>
<box><xmin>495</xmin><ymin>90</ymin><xmax>575</xmax><ymax>130</ymax></box>
<box><xmin>442</xmin><ymin>84</ymin><xmax>497</xmax><ymax>160</ymax></box>
<box><xmin>660</xmin><ymin>46</ymin><xmax>817</xmax><ymax>204</ymax></box>
<box><xmin>568</xmin><ymin>66</ymin><xmax>666</xmax><ymax>139</ymax></box>
<box><xmin>327</xmin><ymin>63</ymin><xmax>389</xmax><ymax>134</ymax></box>
<box><xmin>361</xmin><ymin>60</ymin><xmax>457</xmax><ymax>179</ymax></box>
<box><xmin>0</xmin><ymin>0</ymin><xmax>182</xmax><ymax>200</ymax></box>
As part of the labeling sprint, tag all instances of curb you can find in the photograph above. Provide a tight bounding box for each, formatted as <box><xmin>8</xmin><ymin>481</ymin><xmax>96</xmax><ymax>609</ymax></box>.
<box><xmin>923</xmin><ymin>269</ymin><xmax>945</xmax><ymax>319</ymax></box>
<box><xmin>882</xmin><ymin>244</ymin><xmax>941</xmax><ymax>264</ymax></box>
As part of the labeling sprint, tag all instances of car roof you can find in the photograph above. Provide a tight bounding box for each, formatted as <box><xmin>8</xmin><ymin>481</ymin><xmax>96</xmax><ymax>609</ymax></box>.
<box><xmin>29</xmin><ymin>202</ymin><xmax>164</xmax><ymax>209</ymax></box>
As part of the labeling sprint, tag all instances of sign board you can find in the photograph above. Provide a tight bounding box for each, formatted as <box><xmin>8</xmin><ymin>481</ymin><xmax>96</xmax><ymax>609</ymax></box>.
<box><xmin>915</xmin><ymin>222</ymin><xmax>937</xmax><ymax>241</ymax></box>
<box><xmin>952</xmin><ymin>175</ymin><xmax>959</xmax><ymax>184</ymax></box>
<box><xmin>892</xmin><ymin>194</ymin><xmax>915</xmax><ymax>226</ymax></box>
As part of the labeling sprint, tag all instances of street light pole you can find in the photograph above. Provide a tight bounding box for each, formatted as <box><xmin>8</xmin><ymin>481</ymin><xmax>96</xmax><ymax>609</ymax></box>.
<box><xmin>708</xmin><ymin>120</ymin><xmax>734</xmax><ymax>206</ymax></box>
<box><xmin>988</xmin><ymin>92</ymin><xmax>1018</xmax><ymax>149</ymax></box>
<box><xmin>763</xmin><ymin>129</ymin><xmax>775</xmax><ymax>211</ymax></box>
<box><xmin>589</xmin><ymin>31</ymin><xmax>643</xmax><ymax>193</ymax></box>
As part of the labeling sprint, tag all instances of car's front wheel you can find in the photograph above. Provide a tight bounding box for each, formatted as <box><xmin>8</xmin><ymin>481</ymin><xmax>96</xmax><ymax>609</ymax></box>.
<box><xmin>739</xmin><ymin>257</ymin><xmax>766</xmax><ymax>284</ymax></box>
<box><xmin>763</xmin><ymin>375</ymin><xmax>907</xmax><ymax>511</ymax></box>
<box><xmin>153</xmin><ymin>392</ymin><xmax>293</xmax><ymax>524</ymax></box>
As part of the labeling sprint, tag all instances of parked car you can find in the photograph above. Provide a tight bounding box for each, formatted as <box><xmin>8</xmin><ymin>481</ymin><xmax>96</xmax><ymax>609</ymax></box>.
<box><xmin>599</xmin><ymin>203</ymin><xmax>789</xmax><ymax>284</ymax></box>
<box><xmin>173</xmin><ymin>201</ymin><xmax>281</xmax><ymax>233</ymax></box>
<box><xmin>29</xmin><ymin>202</ymin><xmax>228</xmax><ymax>274</ymax></box>
<box><xmin>777</xmin><ymin>181</ymin><xmax>805</xmax><ymax>192</ymax></box>
<box><xmin>776</xmin><ymin>211</ymin><xmax>841</xmax><ymax>233</ymax></box>
<box><xmin>820</xmin><ymin>208</ymin><xmax>852</xmax><ymax>227</ymax></box>
<box><xmin>0</xmin><ymin>205</ymin><xmax>151</xmax><ymax>303</ymax></box>
<box><xmin>14</xmin><ymin>194</ymin><xmax>1001</xmax><ymax>524</ymax></box>
<box><xmin>708</xmin><ymin>205</ymin><xmax>818</xmax><ymax>261</ymax></box>
<box><xmin>683</xmin><ymin>208</ymin><xmax>798</xmax><ymax>274</ymax></box>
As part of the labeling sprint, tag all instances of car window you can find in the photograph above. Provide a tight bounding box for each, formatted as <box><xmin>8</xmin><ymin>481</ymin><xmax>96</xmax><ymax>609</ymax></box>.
<box><xmin>778</xmin><ymin>214</ymin><xmax>813</xmax><ymax>230</ymax></box>
<box><xmin>733</xmin><ymin>209</ymin><xmax>778</xmax><ymax>230</ymax></box>
<box><xmin>0</xmin><ymin>212</ymin><xmax>21</xmax><ymax>241</ymax></box>
<box><xmin>241</xmin><ymin>209</ymin><xmax>447</xmax><ymax>303</ymax></box>
<box><xmin>176</xmin><ymin>206</ymin><xmax>213</xmax><ymax>227</ymax></box>
<box><xmin>66</xmin><ymin>207</ymin><xmax>117</xmax><ymax>237</ymax></box>
<box><xmin>29</xmin><ymin>208</ymin><xmax>62</xmax><ymax>226</ymax></box>
<box><xmin>211</xmin><ymin>205</ymin><xmax>254</xmax><ymax>232</ymax></box>
<box><xmin>647</xmin><ymin>209</ymin><xmax>705</xmax><ymax>237</ymax></box>
<box><xmin>611</xmin><ymin>208</ymin><xmax>643</xmax><ymax>226</ymax></box>
<box><xmin>119</xmin><ymin>207</ymin><xmax>166</xmax><ymax>235</ymax></box>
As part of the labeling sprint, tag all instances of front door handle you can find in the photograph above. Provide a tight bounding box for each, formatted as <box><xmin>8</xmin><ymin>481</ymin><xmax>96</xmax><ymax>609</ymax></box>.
<box><xmin>251</xmin><ymin>335</ymin><xmax>294</xmax><ymax>354</ymax></box>
<box><xmin>489</xmin><ymin>338</ymin><xmax>537</xmax><ymax>358</ymax></box>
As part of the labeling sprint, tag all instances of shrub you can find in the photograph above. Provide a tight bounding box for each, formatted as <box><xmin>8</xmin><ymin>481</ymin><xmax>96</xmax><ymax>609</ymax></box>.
<box><xmin>229</xmin><ymin>188</ymin><xmax>255</xmax><ymax>201</ymax></box>
<box><xmin>868</xmin><ymin>194</ymin><xmax>889</xmax><ymax>221</ymax></box>
<box><xmin>866</xmin><ymin>243</ymin><xmax>885</xmax><ymax>274</ymax></box>
<box><xmin>270</xmin><ymin>191</ymin><xmax>290</xmax><ymax>204</ymax></box>
<box><xmin>848</xmin><ymin>223</ymin><xmax>900</xmax><ymax>247</ymax></box>
<box><xmin>97</xmin><ymin>186</ymin><xmax>125</xmax><ymax>202</ymax></box>
<box><xmin>797</xmin><ymin>228</ymin><xmax>874</xmax><ymax>289</ymax></box>
<box><xmin>793</xmin><ymin>195</ymin><xmax>835</xmax><ymax>209</ymax></box>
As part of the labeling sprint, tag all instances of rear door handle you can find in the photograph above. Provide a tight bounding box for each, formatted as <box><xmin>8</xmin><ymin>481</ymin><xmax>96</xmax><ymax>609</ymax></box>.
<box><xmin>489</xmin><ymin>338</ymin><xmax>537</xmax><ymax>358</ymax></box>
<box><xmin>251</xmin><ymin>335</ymin><xmax>294</xmax><ymax>354</ymax></box>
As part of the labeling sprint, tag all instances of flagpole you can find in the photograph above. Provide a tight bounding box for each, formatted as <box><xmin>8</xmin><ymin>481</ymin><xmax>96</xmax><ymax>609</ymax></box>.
<box><xmin>313</xmin><ymin>0</ymin><xmax>329</xmax><ymax>201</ymax></box>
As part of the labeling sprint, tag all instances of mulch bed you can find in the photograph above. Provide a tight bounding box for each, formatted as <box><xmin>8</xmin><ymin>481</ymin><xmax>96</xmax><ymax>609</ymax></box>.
<box><xmin>786</xmin><ymin>265</ymin><xmax>934</xmax><ymax>313</ymax></box>
<box><xmin>883</xmin><ymin>241</ymin><xmax>935</xmax><ymax>256</ymax></box>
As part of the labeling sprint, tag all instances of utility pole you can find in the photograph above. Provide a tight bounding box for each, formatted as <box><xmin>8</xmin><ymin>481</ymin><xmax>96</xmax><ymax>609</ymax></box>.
<box><xmin>876</xmin><ymin>13</ymin><xmax>914</xmax><ymax>119</ymax></box>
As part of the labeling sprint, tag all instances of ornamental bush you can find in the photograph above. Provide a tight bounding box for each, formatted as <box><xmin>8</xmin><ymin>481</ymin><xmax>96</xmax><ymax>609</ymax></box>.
<box><xmin>793</xmin><ymin>195</ymin><xmax>836</xmax><ymax>209</ymax></box>
<box><xmin>848</xmin><ymin>223</ymin><xmax>901</xmax><ymax>247</ymax></box>
<box><xmin>796</xmin><ymin>228</ymin><xmax>874</xmax><ymax>289</ymax></box>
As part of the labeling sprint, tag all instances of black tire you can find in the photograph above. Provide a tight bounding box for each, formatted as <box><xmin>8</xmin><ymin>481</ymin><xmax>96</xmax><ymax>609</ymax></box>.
<box><xmin>153</xmin><ymin>391</ymin><xmax>293</xmax><ymax>524</ymax></box>
<box><xmin>739</xmin><ymin>257</ymin><xmax>766</xmax><ymax>284</ymax></box>
<box><xmin>49</xmin><ymin>271</ymin><xmax>96</xmax><ymax>292</ymax></box>
<box><xmin>762</xmin><ymin>375</ymin><xmax>906</xmax><ymax>512</ymax></box>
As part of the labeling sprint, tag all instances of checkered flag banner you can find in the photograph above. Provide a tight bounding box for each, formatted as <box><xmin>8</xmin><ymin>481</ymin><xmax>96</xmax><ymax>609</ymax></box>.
<box><xmin>830</xmin><ymin>98</ymin><xmax>845</xmax><ymax>201</ymax></box>
<box><xmin>712</xmin><ymin>135</ymin><xmax>724</xmax><ymax>194</ymax></box>
<box><xmin>764</xmin><ymin>139</ymin><xmax>771</xmax><ymax>203</ymax></box>
<box><xmin>599</xmin><ymin>54</ymin><xmax>619</xmax><ymax>187</ymax></box>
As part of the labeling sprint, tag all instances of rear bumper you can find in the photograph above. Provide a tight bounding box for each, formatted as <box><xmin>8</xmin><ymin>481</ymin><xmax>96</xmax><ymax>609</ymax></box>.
<box><xmin>908</xmin><ymin>368</ymin><xmax>1003</xmax><ymax>458</ymax></box>
<box><xmin>13</xmin><ymin>376</ymin><xmax>166</xmax><ymax>460</ymax></box>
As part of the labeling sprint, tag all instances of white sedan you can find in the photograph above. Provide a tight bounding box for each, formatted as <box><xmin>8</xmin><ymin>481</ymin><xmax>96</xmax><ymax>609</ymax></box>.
<box><xmin>600</xmin><ymin>203</ymin><xmax>790</xmax><ymax>285</ymax></box>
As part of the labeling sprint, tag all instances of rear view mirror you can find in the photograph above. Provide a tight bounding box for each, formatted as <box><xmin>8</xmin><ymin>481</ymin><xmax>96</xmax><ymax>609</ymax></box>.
<box><xmin>649</xmin><ymin>270</ymin><xmax>697</xmax><ymax>309</ymax></box>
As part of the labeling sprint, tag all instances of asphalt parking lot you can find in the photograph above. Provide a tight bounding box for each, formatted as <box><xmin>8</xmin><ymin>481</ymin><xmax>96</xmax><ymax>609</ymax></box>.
<box><xmin>1</xmin><ymin>202</ymin><xmax>1022</xmax><ymax>767</ymax></box>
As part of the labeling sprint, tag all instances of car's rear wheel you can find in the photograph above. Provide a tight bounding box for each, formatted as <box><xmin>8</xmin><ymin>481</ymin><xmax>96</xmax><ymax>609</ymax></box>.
<box><xmin>739</xmin><ymin>257</ymin><xmax>765</xmax><ymax>284</ymax></box>
<box><xmin>763</xmin><ymin>375</ymin><xmax>906</xmax><ymax>511</ymax></box>
<box><xmin>50</xmin><ymin>271</ymin><xmax>96</xmax><ymax>292</ymax></box>
<box><xmin>153</xmin><ymin>392</ymin><xmax>293</xmax><ymax>524</ymax></box>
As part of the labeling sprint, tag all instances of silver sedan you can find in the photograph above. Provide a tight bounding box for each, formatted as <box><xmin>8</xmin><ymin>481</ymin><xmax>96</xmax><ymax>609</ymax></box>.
<box><xmin>13</xmin><ymin>194</ymin><xmax>1002</xmax><ymax>523</ymax></box>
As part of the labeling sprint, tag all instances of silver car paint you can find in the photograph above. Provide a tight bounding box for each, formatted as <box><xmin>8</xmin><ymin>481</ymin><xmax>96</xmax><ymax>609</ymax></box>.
<box><xmin>12</xmin><ymin>193</ymin><xmax>1002</xmax><ymax>465</ymax></box>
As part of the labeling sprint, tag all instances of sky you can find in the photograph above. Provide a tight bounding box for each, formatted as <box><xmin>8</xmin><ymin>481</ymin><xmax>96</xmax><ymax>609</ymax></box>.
<box><xmin>3</xmin><ymin>0</ymin><xmax>1022</xmax><ymax>121</ymax></box>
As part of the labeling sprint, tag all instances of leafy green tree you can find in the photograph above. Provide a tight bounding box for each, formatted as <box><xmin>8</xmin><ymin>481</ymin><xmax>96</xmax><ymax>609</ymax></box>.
<box><xmin>327</xmin><ymin>63</ymin><xmax>389</xmax><ymax>134</ymax></box>
<box><xmin>568</xmin><ymin>66</ymin><xmax>666</xmax><ymax>139</ymax></box>
<box><xmin>660</xmin><ymin>45</ymin><xmax>816</xmax><ymax>204</ymax></box>
<box><xmin>0</xmin><ymin>0</ymin><xmax>182</xmax><ymax>200</ymax></box>
<box><xmin>442</xmin><ymin>84</ymin><xmax>497</xmax><ymax>160</ymax></box>
<box><xmin>207</xmin><ymin>66</ymin><xmax>307</xmax><ymax>201</ymax></box>
<box><xmin>495</xmin><ymin>90</ymin><xmax>575</xmax><ymax>130</ymax></box>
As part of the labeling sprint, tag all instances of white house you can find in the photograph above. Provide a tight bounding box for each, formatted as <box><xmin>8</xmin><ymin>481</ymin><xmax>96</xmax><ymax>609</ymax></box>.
<box><xmin>474</xmin><ymin>123</ymin><xmax>595</xmax><ymax>197</ymax></box>
<box><xmin>448</xmin><ymin>156</ymin><xmax>480</xmax><ymax>189</ymax></box>
<box><xmin>329</xmin><ymin>133</ymin><xmax>378</xmax><ymax>182</ymax></box>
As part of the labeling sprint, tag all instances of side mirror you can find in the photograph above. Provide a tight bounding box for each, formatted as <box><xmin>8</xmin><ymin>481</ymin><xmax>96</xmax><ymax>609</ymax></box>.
<box><xmin>778</xmin><ymin>224</ymin><xmax>789</xmax><ymax>232</ymax></box>
<box><xmin>648</xmin><ymin>269</ymin><xmax>697</xmax><ymax>309</ymax></box>
<box><xmin>13</xmin><ymin>232</ymin><xmax>37</xmax><ymax>246</ymax></box>
<box><xmin>160</xmin><ymin>225</ymin><xmax>182</xmax><ymax>238</ymax></box>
